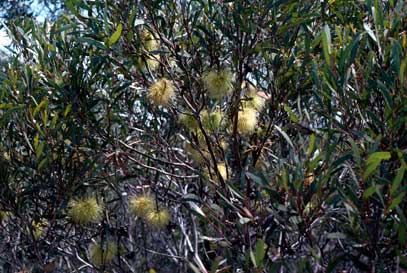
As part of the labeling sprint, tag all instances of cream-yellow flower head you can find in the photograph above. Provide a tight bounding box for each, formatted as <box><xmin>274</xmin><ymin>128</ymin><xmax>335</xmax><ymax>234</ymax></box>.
<box><xmin>179</xmin><ymin>113</ymin><xmax>199</xmax><ymax>131</ymax></box>
<box><xmin>148</xmin><ymin>78</ymin><xmax>175</xmax><ymax>106</ymax></box>
<box><xmin>129</xmin><ymin>195</ymin><xmax>155</xmax><ymax>218</ymax></box>
<box><xmin>141</xmin><ymin>29</ymin><xmax>159</xmax><ymax>51</ymax></box>
<box><xmin>89</xmin><ymin>241</ymin><xmax>117</xmax><ymax>266</ymax></box>
<box><xmin>68</xmin><ymin>197</ymin><xmax>103</xmax><ymax>225</ymax></box>
<box><xmin>146</xmin><ymin>55</ymin><xmax>160</xmax><ymax>70</ymax></box>
<box><xmin>243</xmin><ymin>93</ymin><xmax>266</xmax><ymax>111</ymax></box>
<box><xmin>145</xmin><ymin>208</ymin><xmax>171</xmax><ymax>229</ymax></box>
<box><xmin>237</xmin><ymin>107</ymin><xmax>258</xmax><ymax>135</ymax></box>
<box><xmin>203</xmin><ymin>69</ymin><xmax>233</xmax><ymax>99</ymax></box>
<box><xmin>137</xmin><ymin>55</ymin><xmax>160</xmax><ymax>72</ymax></box>
<box><xmin>242</xmin><ymin>82</ymin><xmax>266</xmax><ymax>111</ymax></box>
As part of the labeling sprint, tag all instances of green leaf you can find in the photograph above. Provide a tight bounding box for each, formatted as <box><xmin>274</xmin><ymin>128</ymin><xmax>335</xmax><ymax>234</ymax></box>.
<box><xmin>307</xmin><ymin>134</ymin><xmax>316</xmax><ymax>157</ymax></box>
<box><xmin>108</xmin><ymin>23</ymin><xmax>122</xmax><ymax>47</ymax></box>
<box><xmin>33</xmin><ymin>99</ymin><xmax>47</xmax><ymax>117</ymax></box>
<box><xmin>364</xmin><ymin>151</ymin><xmax>391</xmax><ymax>179</ymax></box>
<box><xmin>363</xmin><ymin>185</ymin><xmax>377</xmax><ymax>199</ymax></box>
<box><xmin>38</xmin><ymin>158</ymin><xmax>48</xmax><ymax>170</ymax></box>
<box><xmin>398</xmin><ymin>223</ymin><xmax>406</xmax><ymax>246</ymax></box>
<box><xmin>389</xmin><ymin>192</ymin><xmax>405</xmax><ymax>211</ymax></box>
<box><xmin>349</xmin><ymin>138</ymin><xmax>361</xmax><ymax>165</ymax></box>
<box><xmin>0</xmin><ymin>103</ymin><xmax>16</xmax><ymax>109</ymax></box>
<box><xmin>322</xmin><ymin>25</ymin><xmax>332</xmax><ymax>66</ymax></box>
<box><xmin>64</xmin><ymin>104</ymin><xmax>72</xmax><ymax>117</ymax></box>
<box><xmin>366</xmin><ymin>151</ymin><xmax>391</xmax><ymax>165</ymax></box>
<box><xmin>77</xmin><ymin>37</ymin><xmax>107</xmax><ymax>50</ymax></box>
<box><xmin>66</xmin><ymin>0</ymin><xmax>80</xmax><ymax>17</ymax></box>
<box><xmin>391</xmin><ymin>167</ymin><xmax>406</xmax><ymax>195</ymax></box>
<box><xmin>283</xmin><ymin>103</ymin><xmax>299</xmax><ymax>123</ymax></box>
<box><xmin>373</xmin><ymin>0</ymin><xmax>384</xmax><ymax>29</ymax></box>
<box><xmin>50</xmin><ymin>113</ymin><xmax>59</xmax><ymax>129</ymax></box>
<box><xmin>36</xmin><ymin>141</ymin><xmax>45</xmax><ymax>160</ymax></box>
<box><xmin>364</xmin><ymin>160</ymin><xmax>381</xmax><ymax>180</ymax></box>
<box><xmin>254</xmin><ymin>239</ymin><xmax>266</xmax><ymax>268</ymax></box>
<box><xmin>377</xmin><ymin>80</ymin><xmax>394</xmax><ymax>108</ymax></box>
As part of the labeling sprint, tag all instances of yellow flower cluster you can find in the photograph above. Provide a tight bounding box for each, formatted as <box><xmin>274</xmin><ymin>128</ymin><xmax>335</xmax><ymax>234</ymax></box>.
<box><xmin>137</xmin><ymin>55</ymin><xmax>160</xmax><ymax>72</ymax></box>
<box><xmin>148</xmin><ymin>78</ymin><xmax>175</xmax><ymax>106</ymax></box>
<box><xmin>242</xmin><ymin>84</ymin><xmax>266</xmax><ymax>111</ymax></box>
<box><xmin>237</xmin><ymin>107</ymin><xmax>258</xmax><ymax>135</ymax></box>
<box><xmin>141</xmin><ymin>29</ymin><xmax>159</xmax><ymax>51</ymax></box>
<box><xmin>145</xmin><ymin>209</ymin><xmax>171</xmax><ymax>229</ymax></box>
<box><xmin>201</xmin><ymin>109</ymin><xmax>222</xmax><ymax>131</ymax></box>
<box><xmin>136</xmin><ymin>29</ymin><xmax>160</xmax><ymax>72</ymax></box>
<box><xmin>129</xmin><ymin>195</ymin><xmax>171</xmax><ymax>229</ymax></box>
<box><xmin>202</xmin><ymin>69</ymin><xmax>233</xmax><ymax>99</ymax></box>
<box><xmin>179</xmin><ymin>113</ymin><xmax>199</xmax><ymax>130</ymax></box>
<box><xmin>129</xmin><ymin>195</ymin><xmax>155</xmax><ymax>217</ymax></box>
<box><xmin>235</xmin><ymin>82</ymin><xmax>268</xmax><ymax>135</ymax></box>
<box><xmin>68</xmin><ymin>197</ymin><xmax>103</xmax><ymax>225</ymax></box>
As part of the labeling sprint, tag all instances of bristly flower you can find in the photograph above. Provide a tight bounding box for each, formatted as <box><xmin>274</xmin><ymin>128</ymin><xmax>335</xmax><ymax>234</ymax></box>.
<box><xmin>137</xmin><ymin>55</ymin><xmax>160</xmax><ymax>72</ymax></box>
<box><xmin>237</xmin><ymin>107</ymin><xmax>257</xmax><ymax>135</ymax></box>
<box><xmin>68</xmin><ymin>197</ymin><xmax>103</xmax><ymax>225</ymax></box>
<box><xmin>148</xmin><ymin>78</ymin><xmax>175</xmax><ymax>106</ymax></box>
<box><xmin>248</xmin><ymin>94</ymin><xmax>266</xmax><ymax>111</ymax></box>
<box><xmin>241</xmin><ymin>82</ymin><xmax>269</xmax><ymax>111</ymax></box>
<box><xmin>145</xmin><ymin>208</ymin><xmax>171</xmax><ymax>229</ymax></box>
<box><xmin>179</xmin><ymin>113</ymin><xmax>199</xmax><ymax>131</ymax></box>
<box><xmin>89</xmin><ymin>241</ymin><xmax>117</xmax><ymax>266</ymax></box>
<box><xmin>129</xmin><ymin>195</ymin><xmax>155</xmax><ymax>218</ymax></box>
<box><xmin>202</xmin><ymin>69</ymin><xmax>233</xmax><ymax>99</ymax></box>
<box><xmin>140</xmin><ymin>29</ymin><xmax>159</xmax><ymax>51</ymax></box>
<box><xmin>201</xmin><ymin>109</ymin><xmax>222</xmax><ymax>131</ymax></box>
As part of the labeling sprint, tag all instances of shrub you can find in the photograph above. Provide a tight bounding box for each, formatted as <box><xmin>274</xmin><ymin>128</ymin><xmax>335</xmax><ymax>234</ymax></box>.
<box><xmin>0</xmin><ymin>0</ymin><xmax>406</xmax><ymax>272</ymax></box>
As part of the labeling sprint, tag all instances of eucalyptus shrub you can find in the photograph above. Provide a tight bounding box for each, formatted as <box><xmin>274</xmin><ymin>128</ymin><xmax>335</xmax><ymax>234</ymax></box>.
<box><xmin>0</xmin><ymin>0</ymin><xmax>406</xmax><ymax>272</ymax></box>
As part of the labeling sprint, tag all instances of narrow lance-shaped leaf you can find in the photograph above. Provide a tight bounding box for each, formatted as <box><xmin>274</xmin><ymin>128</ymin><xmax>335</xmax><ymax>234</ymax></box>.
<box><xmin>108</xmin><ymin>23</ymin><xmax>122</xmax><ymax>47</ymax></box>
<box><xmin>322</xmin><ymin>25</ymin><xmax>332</xmax><ymax>66</ymax></box>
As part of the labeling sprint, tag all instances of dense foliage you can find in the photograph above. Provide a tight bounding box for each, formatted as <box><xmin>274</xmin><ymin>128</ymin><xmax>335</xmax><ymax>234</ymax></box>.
<box><xmin>0</xmin><ymin>0</ymin><xmax>406</xmax><ymax>272</ymax></box>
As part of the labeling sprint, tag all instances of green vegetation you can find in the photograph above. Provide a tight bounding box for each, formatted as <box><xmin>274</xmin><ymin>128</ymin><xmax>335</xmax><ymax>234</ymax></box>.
<box><xmin>0</xmin><ymin>0</ymin><xmax>406</xmax><ymax>272</ymax></box>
